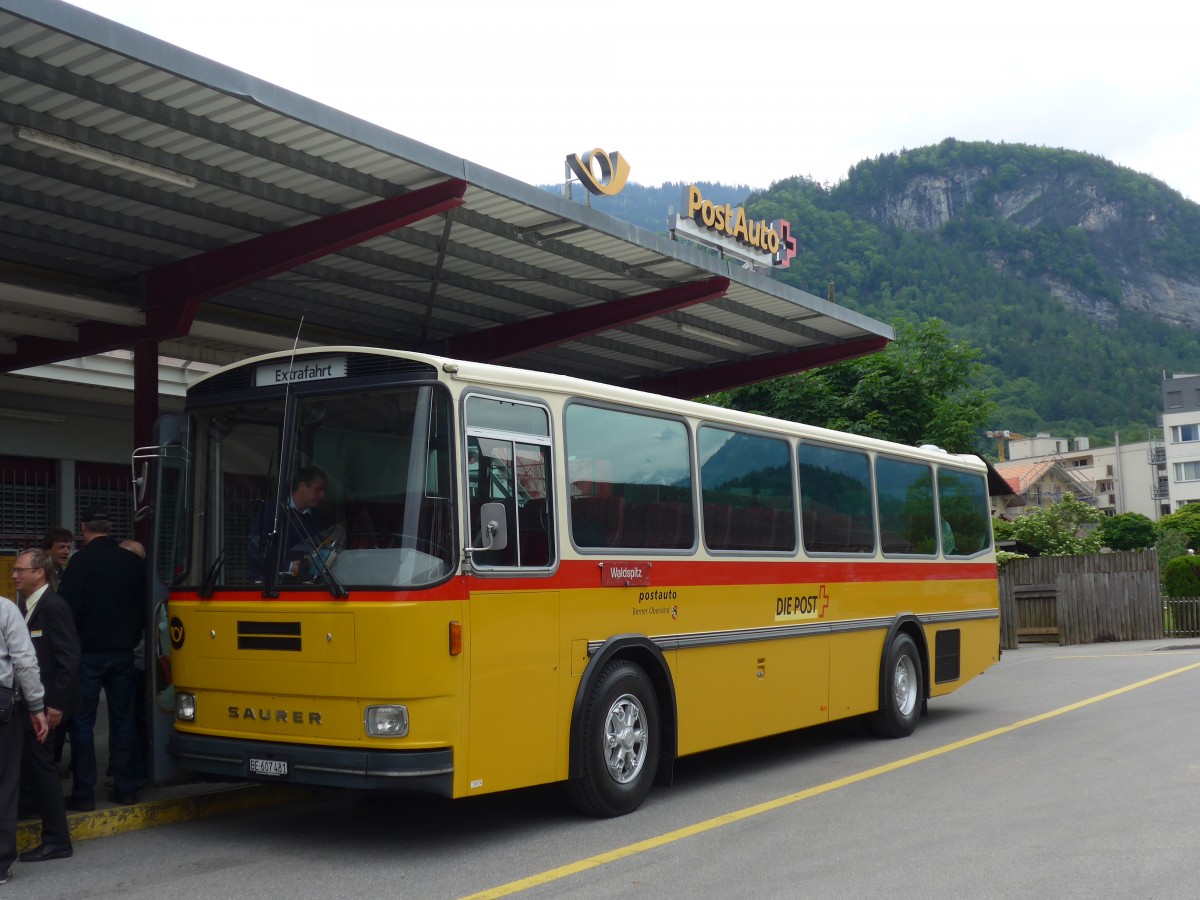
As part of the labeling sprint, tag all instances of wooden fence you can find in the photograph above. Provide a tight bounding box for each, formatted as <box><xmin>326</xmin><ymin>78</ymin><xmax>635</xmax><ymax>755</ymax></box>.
<box><xmin>998</xmin><ymin>551</ymin><xmax>1163</xmax><ymax>649</ymax></box>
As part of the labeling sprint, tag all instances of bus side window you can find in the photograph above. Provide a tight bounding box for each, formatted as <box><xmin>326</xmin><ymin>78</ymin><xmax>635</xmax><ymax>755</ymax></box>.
<box><xmin>798</xmin><ymin>443</ymin><xmax>875</xmax><ymax>555</ymax></box>
<box><xmin>936</xmin><ymin>468</ymin><xmax>991</xmax><ymax>557</ymax></box>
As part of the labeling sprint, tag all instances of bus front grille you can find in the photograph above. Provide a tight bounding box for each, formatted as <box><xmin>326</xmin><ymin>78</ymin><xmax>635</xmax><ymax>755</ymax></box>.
<box><xmin>237</xmin><ymin>620</ymin><xmax>302</xmax><ymax>651</ymax></box>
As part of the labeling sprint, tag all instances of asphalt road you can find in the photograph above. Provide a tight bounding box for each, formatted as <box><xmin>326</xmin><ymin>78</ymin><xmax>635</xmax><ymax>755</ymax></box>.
<box><xmin>11</xmin><ymin>639</ymin><xmax>1200</xmax><ymax>899</ymax></box>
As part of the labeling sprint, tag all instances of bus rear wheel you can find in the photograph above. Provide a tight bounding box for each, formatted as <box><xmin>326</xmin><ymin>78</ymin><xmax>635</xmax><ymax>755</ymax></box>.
<box><xmin>869</xmin><ymin>633</ymin><xmax>923</xmax><ymax>739</ymax></box>
<box><xmin>567</xmin><ymin>659</ymin><xmax>660</xmax><ymax>817</ymax></box>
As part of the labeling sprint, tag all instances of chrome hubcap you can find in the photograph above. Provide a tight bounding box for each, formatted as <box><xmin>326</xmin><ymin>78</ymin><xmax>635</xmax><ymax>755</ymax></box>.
<box><xmin>893</xmin><ymin>655</ymin><xmax>918</xmax><ymax>717</ymax></box>
<box><xmin>603</xmin><ymin>693</ymin><xmax>648</xmax><ymax>784</ymax></box>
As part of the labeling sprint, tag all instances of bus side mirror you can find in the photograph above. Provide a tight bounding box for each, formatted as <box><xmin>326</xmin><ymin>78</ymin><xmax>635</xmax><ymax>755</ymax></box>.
<box><xmin>468</xmin><ymin>501</ymin><xmax>508</xmax><ymax>553</ymax></box>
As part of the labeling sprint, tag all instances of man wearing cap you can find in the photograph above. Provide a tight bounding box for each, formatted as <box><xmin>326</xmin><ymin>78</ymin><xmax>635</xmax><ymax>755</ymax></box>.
<box><xmin>58</xmin><ymin>506</ymin><xmax>146</xmax><ymax>809</ymax></box>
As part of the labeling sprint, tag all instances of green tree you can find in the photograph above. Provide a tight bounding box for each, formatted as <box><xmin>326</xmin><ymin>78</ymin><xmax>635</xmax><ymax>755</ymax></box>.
<box><xmin>1157</xmin><ymin>506</ymin><xmax>1200</xmax><ymax>548</ymax></box>
<box><xmin>707</xmin><ymin>318</ymin><xmax>994</xmax><ymax>451</ymax></box>
<box><xmin>1003</xmin><ymin>494</ymin><xmax>1103</xmax><ymax>556</ymax></box>
<box><xmin>1156</xmin><ymin>528</ymin><xmax>1192</xmax><ymax>568</ymax></box>
<box><xmin>1097</xmin><ymin>512</ymin><xmax>1156</xmax><ymax>551</ymax></box>
<box><xmin>992</xmin><ymin>518</ymin><xmax>1015</xmax><ymax>543</ymax></box>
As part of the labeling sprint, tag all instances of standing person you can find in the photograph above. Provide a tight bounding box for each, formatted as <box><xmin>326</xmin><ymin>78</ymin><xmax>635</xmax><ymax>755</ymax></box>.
<box><xmin>1</xmin><ymin>594</ymin><xmax>50</xmax><ymax>887</ymax></box>
<box><xmin>58</xmin><ymin>506</ymin><xmax>145</xmax><ymax>810</ymax></box>
<box><xmin>41</xmin><ymin>526</ymin><xmax>76</xmax><ymax>771</ymax></box>
<box><xmin>40</xmin><ymin>528</ymin><xmax>75</xmax><ymax>592</ymax></box>
<box><xmin>12</xmin><ymin>550</ymin><xmax>80</xmax><ymax>863</ymax></box>
<box><xmin>119</xmin><ymin>539</ymin><xmax>148</xmax><ymax>785</ymax></box>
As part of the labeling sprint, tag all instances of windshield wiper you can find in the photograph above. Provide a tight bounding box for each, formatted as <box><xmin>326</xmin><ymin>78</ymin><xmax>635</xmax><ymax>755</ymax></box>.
<box><xmin>287</xmin><ymin>504</ymin><xmax>348</xmax><ymax>599</ymax></box>
<box><xmin>198</xmin><ymin>547</ymin><xmax>225</xmax><ymax>599</ymax></box>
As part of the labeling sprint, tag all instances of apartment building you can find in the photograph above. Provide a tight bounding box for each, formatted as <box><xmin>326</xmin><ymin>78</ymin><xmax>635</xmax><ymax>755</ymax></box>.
<box><xmin>994</xmin><ymin>432</ymin><xmax>1162</xmax><ymax>520</ymax></box>
<box><xmin>1162</xmin><ymin>373</ymin><xmax>1200</xmax><ymax>512</ymax></box>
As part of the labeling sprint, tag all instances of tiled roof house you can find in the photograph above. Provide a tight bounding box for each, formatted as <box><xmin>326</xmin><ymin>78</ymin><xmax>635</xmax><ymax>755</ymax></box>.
<box><xmin>992</xmin><ymin>458</ymin><xmax>1095</xmax><ymax>517</ymax></box>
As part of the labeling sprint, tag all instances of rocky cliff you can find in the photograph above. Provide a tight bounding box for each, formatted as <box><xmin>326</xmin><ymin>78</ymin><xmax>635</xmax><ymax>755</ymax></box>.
<box><xmin>862</xmin><ymin>163</ymin><xmax>1200</xmax><ymax>333</ymax></box>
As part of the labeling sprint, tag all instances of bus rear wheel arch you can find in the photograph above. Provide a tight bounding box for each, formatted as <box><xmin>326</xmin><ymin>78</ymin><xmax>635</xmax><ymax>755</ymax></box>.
<box><xmin>567</xmin><ymin>658</ymin><xmax>662</xmax><ymax>817</ymax></box>
<box><xmin>869</xmin><ymin>630</ymin><xmax>925</xmax><ymax>739</ymax></box>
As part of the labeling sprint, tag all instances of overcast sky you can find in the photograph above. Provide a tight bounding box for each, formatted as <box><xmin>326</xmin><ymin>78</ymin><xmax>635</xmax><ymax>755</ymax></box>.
<box><xmin>64</xmin><ymin>0</ymin><xmax>1200</xmax><ymax>202</ymax></box>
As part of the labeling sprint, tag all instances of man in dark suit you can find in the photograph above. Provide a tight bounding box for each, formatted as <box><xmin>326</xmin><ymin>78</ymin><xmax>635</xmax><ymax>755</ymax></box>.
<box><xmin>39</xmin><ymin>527</ymin><xmax>75</xmax><ymax>769</ymax></box>
<box><xmin>59</xmin><ymin>506</ymin><xmax>145</xmax><ymax>810</ymax></box>
<box><xmin>11</xmin><ymin>549</ymin><xmax>79</xmax><ymax>862</ymax></box>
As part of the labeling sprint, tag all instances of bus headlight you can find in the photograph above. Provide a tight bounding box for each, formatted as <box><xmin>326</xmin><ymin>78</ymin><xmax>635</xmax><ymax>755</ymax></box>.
<box><xmin>365</xmin><ymin>705</ymin><xmax>409</xmax><ymax>737</ymax></box>
<box><xmin>176</xmin><ymin>692</ymin><xmax>196</xmax><ymax>722</ymax></box>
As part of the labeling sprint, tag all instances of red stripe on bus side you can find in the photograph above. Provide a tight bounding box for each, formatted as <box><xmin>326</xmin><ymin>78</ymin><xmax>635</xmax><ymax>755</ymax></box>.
<box><xmin>171</xmin><ymin>559</ymin><xmax>995</xmax><ymax>603</ymax></box>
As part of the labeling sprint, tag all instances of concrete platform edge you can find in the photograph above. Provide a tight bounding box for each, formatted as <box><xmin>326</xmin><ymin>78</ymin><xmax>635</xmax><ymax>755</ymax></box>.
<box><xmin>16</xmin><ymin>783</ymin><xmax>316</xmax><ymax>850</ymax></box>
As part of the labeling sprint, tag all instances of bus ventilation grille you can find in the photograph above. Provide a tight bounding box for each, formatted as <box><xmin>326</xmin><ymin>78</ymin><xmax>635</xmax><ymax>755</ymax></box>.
<box><xmin>237</xmin><ymin>621</ymin><xmax>301</xmax><ymax>651</ymax></box>
<box><xmin>934</xmin><ymin>629</ymin><xmax>961</xmax><ymax>683</ymax></box>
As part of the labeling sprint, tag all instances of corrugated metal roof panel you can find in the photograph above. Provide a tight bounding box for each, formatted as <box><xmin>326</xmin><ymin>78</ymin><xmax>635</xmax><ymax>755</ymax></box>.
<box><xmin>0</xmin><ymin>0</ymin><xmax>891</xmax><ymax>398</ymax></box>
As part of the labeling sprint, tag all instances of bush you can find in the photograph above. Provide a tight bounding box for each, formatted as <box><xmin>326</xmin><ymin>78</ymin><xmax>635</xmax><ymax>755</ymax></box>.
<box><xmin>996</xmin><ymin>549</ymin><xmax>1028</xmax><ymax>568</ymax></box>
<box><xmin>1162</xmin><ymin>555</ymin><xmax>1200</xmax><ymax>598</ymax></box>
<box><xmin>992</xmin><ymin>518</ymin><xmax>1015</xmax><ymax>543</ymax></box>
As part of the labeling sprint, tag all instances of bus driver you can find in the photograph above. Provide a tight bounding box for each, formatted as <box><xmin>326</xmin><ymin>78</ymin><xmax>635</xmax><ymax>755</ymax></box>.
<box><xmin>248</xmin><ymin>466</ymin><xmax>328</xmax><ymax>582</ymax></box>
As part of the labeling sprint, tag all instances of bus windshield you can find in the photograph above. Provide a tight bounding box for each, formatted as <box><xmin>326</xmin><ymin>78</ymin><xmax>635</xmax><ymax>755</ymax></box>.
<box><xmin>196</xmin><ymin>385</ymin><xmax>455</xmax><ymax>592</ymax></box>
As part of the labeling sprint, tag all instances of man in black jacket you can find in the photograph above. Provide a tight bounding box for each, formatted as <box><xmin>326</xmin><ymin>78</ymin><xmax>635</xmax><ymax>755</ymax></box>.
<box><xmin>12</xmin><ymin>549</ymin><xmax>80</xmax><ymax>861</ymax></box>
<box><xmin>59</xmin><ymin>506</ymin><xmax>145</xmax><ymax>809</ymax></box>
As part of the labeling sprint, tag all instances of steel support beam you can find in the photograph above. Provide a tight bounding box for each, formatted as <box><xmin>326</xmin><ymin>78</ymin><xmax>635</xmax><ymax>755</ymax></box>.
<box><xmin>445</xmin><ymin>276</ymin><xmax>731</xmax><ymax>363</ymax></box>
<box><xmin>141</xmin><ymin>179</ymin><xmax>469</xmax><ymax>335</ymax></box>
<box><xmin>0</xmin><ymin>180</ymin><xmax>467</xmax><ymax>373</ymax></box>
<box><xmin>634</xmin><ymin>335</ymin><xmax>892</xmax><ymax>399</ymax></box>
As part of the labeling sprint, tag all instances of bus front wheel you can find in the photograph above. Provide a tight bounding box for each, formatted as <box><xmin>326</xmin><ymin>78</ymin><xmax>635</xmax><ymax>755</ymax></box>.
<box><xmin>869</xmin><ymin>633</ymin><xmax>923</xmax><ymax>739</ymax></box>
<box><xmin>567</xmin><ymin>659</ymin><xmax>660</xmax><ymax>817</ymax></box>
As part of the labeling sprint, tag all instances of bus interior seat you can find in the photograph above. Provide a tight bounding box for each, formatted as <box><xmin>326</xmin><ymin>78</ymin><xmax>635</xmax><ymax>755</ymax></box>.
<box><xmin>728</xmin><ymin>505</ymin><xmax>776</xmax><ymax>550</ymax></box>
<box><xmin>703</xmin><ymin>503</ymin><xmax>733</xmax><ymax>550</ymax></box>
<box><xmin>571</xmin><ymin>494</ymin><xmax>625</xmax><ymax>547</ymax></box>
<box><xmin>518</xmin><ymin>497</ymin><xmax>551</xmax><ymax>567</ymax></box>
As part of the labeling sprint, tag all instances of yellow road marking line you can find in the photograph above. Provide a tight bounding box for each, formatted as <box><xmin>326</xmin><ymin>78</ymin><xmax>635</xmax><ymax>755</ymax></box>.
<box><xmin>461</xmin><ymin>659</ymin><xmax>1200</xmax><ymax>900</ymax></box>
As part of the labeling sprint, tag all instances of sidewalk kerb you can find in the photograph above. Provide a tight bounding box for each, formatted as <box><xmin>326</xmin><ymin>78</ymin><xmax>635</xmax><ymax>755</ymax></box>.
<box><xmin>16</xmin><ymin>784</ymin><xmax>314</xmax><ymax>850</ymax></box>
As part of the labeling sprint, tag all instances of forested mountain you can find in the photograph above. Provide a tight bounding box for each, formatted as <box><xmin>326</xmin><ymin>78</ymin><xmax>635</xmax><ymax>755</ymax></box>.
<box><xmin>559</xmin><ymin>141</ymin><xmax>1200</xmax><ymax>443</ymax></box>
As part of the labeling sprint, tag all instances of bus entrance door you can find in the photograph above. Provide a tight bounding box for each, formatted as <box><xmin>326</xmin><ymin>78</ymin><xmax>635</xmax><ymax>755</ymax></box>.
<box><xmin>133</xmin><ymin>414</ymin><xmax>190</xmax><ymax>785</ymax></box>
<box><xmin>464</xmin><ymin>588</ymin><xmax>561</xmax><ymax>796</ymax></box>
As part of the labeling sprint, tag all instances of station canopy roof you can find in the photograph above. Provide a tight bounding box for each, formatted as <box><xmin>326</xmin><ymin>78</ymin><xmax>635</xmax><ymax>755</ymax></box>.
<box><xmin>0</xmin><ymin>0</ymin><xmax>892</xmax><ymax>401</ymax></box>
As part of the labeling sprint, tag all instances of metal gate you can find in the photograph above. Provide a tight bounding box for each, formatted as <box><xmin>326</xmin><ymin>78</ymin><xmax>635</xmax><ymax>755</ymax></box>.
<box><xmin>0</xmin><ymin>456</ymin><xmax>132</xmax><ymax>548</ymax></box>
<box><xmin>0</xmin><ymin>456</ymin><xmax>58</xmax><ymax>552</ymax></box>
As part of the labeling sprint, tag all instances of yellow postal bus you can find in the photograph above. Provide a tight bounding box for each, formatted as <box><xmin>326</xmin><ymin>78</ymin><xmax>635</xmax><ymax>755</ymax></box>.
<box><xmin>142</xmin><ymin>346</ymin><xmax>1000</xmax><ymax>816</ymax></box>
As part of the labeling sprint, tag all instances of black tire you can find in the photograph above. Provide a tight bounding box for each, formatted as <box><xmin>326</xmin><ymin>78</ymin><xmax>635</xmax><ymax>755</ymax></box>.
<box><xmin>566</xmin><ymin>659</ymin><xmax>660</xmax><ymax>817</ymax></box>
<box><xmin>869</xmin><ymin>633</ymin><xmax>923</xmax><ymax>739</ymax></box>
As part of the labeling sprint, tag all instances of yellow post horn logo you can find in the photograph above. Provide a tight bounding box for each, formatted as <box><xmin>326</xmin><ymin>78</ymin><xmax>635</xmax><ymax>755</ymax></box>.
<box><xmin>566</xmin><ymin>148</ymin><xmax>631</xmax><ymax>197</ymax></box>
